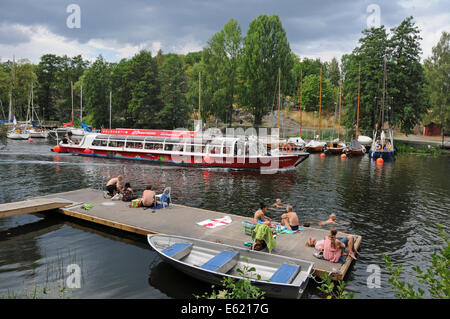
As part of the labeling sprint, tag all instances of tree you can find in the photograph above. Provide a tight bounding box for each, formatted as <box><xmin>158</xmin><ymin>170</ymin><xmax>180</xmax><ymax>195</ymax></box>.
<box><xmin>301</xmin><ymin>74</ymin><xmax>337</xmax><ymax>113</ymax></box>
<box><xmin>424</xmin><ymin>31</ymin><xmax>450</xmax><ymax>140</ymax></box>
<box><xmin>342</xmin><ymin>26</ymin><xmax>389</xmax><ymax>134</ymax></box>
<box><xmin>389</xmin><ymin>16</ymin><xmax>427</xmax><ymax>134</ymax></box>
<box><xmin>157</xmin><ymin>55</ymin><xmax>190</xmax><ymax>129</ymax></box>
<box><xmin>202</xmin><ymin>19</ymin><xmax>243</xmax><ymax>125</ymax></box>
<box><xmin>36</xmin><ymin>54</ymin><xmax>62</xmax><ymax>121</ymax></box>
<box><xmin>241</xmin><ymin>14</ymin><xmax>293</xmax><ymax>125</ymax></box>
<box><xmin>127</xmin><ymin>50</ymin><xmax>162</xmax><ymax>128</ymax></box>
<box><xmin>81</xmin><ymin>55</ymin><xmax>112</xmax><ymax>128</ymax></box>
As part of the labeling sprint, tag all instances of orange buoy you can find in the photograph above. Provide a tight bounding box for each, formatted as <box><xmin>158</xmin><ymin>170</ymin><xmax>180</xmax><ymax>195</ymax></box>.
<box><xmin>53</xmin><ymin>145</ymin><xmax>61</xmax><ymax>153</ymax></box>
<box><xmin>376</xmin><ymin>158</ymin><xmax>384</xmax><ymax>165</ymax></box>
<box><xmin>341</xmin><ymin>153</ymin><xmax>347</xmax><ymax>159</ymax></box>
<box><xmin>320</xmin><ymin>153</ymin><xmax>326</xmax><ymax>158</ymax></box>
<box><xmin>28</xmin><ymin>138</ymin><xmax>34</xmax><ymax>143</ymax></box>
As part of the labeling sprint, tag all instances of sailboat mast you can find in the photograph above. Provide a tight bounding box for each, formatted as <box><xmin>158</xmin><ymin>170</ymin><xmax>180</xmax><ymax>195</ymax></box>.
<box><xmin>109</xmin><ymin>90</ymin><xmax>112</xmax><ymax>129</ymax></box>
<box><xmin>71</xmin><ymin>81</ymin><xmax>74</xmax><ymax>123</ymax></box>
<box><xmin>278</xmin><ymin>68</ymin><xmax>281</xmax><ymax>129</ymax></box>
<box><xmin>31</xmin><ymin>82</ymin><xmax>34</xmax><ymax>122</ymax></box>
<box><xmin>80</xmin><ymin>84</ymin><xmax>83</xmax><ymax>123</ymax></box>
<box><xmin>299</xmin><ymin>69</ymin><xmax>303</xmax><ymax>136</ymax></box>
<box><xmin>198</xmin><ymin>72</ymin><xmax>201</xmax><ymax>121</ymax></box>
<box><xmin>338</xmin><ymin>67</ymin><xmax>342</xmax><ymax>140</ymax></box>
<box><xmin>356</xmin><ymin>64</ymin><xmax>361</xmax><ymax>139</ymax></box>
<box><xmin>382</xmin><ymin>56</ymin><xmax>386</xmax><ymax>129</ymax></box>
<box><xmin>318</xmin><ymin>67</ymin><xmax>322</xmax><ymax>141</ymax></box>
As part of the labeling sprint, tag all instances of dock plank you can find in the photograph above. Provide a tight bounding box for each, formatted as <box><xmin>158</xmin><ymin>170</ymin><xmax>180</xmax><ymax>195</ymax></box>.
<box><xmin>30</xmin><ymin>188</ymin><xmax>362</xmax><ymax>280</ymax></box>
<box><xmin>0</xmin><ymin>198</ymin><xmax>75</xmax><ymax>218</ymax></box>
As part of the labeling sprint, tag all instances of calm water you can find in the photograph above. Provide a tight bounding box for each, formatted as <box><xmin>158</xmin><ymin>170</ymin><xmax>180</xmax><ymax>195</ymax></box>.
<box><xmin>0</xmin><ymin>139</ymin><xmax>449</xmax><ymax>299</ymax></box>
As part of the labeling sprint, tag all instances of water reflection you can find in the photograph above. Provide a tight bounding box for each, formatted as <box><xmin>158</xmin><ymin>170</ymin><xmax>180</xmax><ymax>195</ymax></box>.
<box><xmin>0</xmin><ymin>141</ymin><xmax>449</xmax><ymax>298</ymax></box>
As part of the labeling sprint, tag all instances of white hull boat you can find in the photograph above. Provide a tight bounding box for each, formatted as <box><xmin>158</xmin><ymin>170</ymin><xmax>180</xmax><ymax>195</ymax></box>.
<box><xmin>147</xmin><ymin>234</ymin><xmax>314</xmax><ymax>299</ymax></box>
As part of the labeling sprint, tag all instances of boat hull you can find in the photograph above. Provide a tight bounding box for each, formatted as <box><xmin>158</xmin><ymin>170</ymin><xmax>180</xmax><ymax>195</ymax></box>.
<box><xmin>7</xmin><ymin>132</ymin><xmax>30</xmax><ymax>140</ymax></box>
<box><xmin>148</xmin><ymin>234</ymin><xmax>314</xmax><ymax>299</ymax></box>
<box><xmin>57</xmin><ymin>146</ymin><xmax>309</xmax><ymax>170</ymax></box>
<box><xmin>369</xmin><ymin>149</ymin><xmax>396</xmax><ymax>160</ymax></box>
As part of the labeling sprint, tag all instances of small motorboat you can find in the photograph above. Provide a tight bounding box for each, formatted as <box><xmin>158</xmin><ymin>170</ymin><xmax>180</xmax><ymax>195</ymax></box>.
<box><xmin>7</xmin><ymin>129</ymin><xmax>30</xmax><ymax>140</ymax></box>
<box><xmin>357</xmin><ymin>135</ymin><xmax>372</xmax><ymax>151</ymax></box>
<box><xmin>305</xmin><ymin>139</ymin><xmax>326</xmax><ymax>153</ymax></box>
<box><xmin>147</xmin><ymin>234</ymin><xmax>314</xmax><ymax>299</ymax></box>
<box><xmin>287</xmin><ymin>137</ymin><xmax>306</xmax><ymax>151</ymax></box>
<box><xmin>326</xmin><ymin>139</ymin><xmax>346</xmax><ymax>154</ymax></box>
<box><xmin>28</xmin><ymin>128</ymin><xmax>49</xmax><ymax>138</ymax></box>
<box><xmin>345</xmin><ymin>139</ymin><xmax>366</xmax><ymax>156</ymax></box>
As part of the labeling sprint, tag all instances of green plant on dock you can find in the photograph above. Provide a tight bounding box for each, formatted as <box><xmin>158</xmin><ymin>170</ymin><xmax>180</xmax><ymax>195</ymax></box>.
<box><xmin>382</xmin><ymin>224</ymin><xmax>450</xmax><ymax>299</ymax></box>
<box><xmin>316</xmin><ymin>273</ymin><xmax>354</xmax><ymax>299</ymax></box>
<box><xmin>195</xmin><ymin>257</ymin><xmax>265</xmax><ymax>299</ymax></box>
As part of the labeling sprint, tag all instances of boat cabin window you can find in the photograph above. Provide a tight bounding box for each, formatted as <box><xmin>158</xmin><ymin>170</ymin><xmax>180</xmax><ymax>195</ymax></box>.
<box><xmin>144</xmin><ymin>142</ymin><xmax>163</xmax><ymax>150</ymax></box>
<box><xmin>172</xmin><ymin>143</ymin><xmax>184</xmax><ymax>152</ymax></box>
<box><xmin>126</xmin><ymin>141</ymin><xmax>144</xmax><ymax>149</ymax></box>
<box><xmin>164</xmin><ymin>143</ymin><xmax>174</xmax><ymax>151</ymax></box>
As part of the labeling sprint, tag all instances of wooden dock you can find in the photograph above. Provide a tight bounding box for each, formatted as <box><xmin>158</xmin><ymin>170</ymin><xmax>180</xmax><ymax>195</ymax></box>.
<box><xmin>0</xmin><ymin>197</ymin><xmax>75</xmax><ymax>218</ymax></box>
<box><xmin>2</xmin><ymin>188</ymin><xmax>361</xmax><ymax>280</ymax></box>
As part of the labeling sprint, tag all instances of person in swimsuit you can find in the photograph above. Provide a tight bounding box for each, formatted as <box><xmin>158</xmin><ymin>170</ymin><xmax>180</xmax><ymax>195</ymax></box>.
<box><xmin>280</xmin><ymin>205</ymin><xmax>299</xmax><ymax>231</ymax></box>
<box><xmin>318</xmin><ymin>213</ymin><xmax>350</xmax><ymax>226</ymax></box>
<box><xmin>253</xmin><ymin>203</ymin><xmax>271</xmax><ymax>223</ymax></box>
<box><xmin>305</xmin><ymin>228</ymin><xmax>359</xmax><ymax>260</ymax></box>
<box><xmin>105</xmin><ymin>175</ymin><xmax>123</xmax><ymax>197</ymax></box>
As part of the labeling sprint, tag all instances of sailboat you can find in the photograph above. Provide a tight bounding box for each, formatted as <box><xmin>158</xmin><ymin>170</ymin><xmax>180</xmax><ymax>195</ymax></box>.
<box><xmin>305</xmin><ymin>67</ymin><xmax>326</xmax><ymax>153</ymax></box>
<box><xmin>287</xmin><ymin>69</ymin><xmax>306</xmax><ymax>150</ymax></box>
<box><xmin>51</xmin><ymin>83</ymin><xmax>86</xmax><ymax>141</ymax></box>
<box><xmin>369</xmin><ymin>57</ymin><xmax>396</xmax><ymax>160</ymax></box>
<box><xmin>346</xmin><ymin>64</ymin><xmax>366</xmax><ymax>156</ymax></box>
<box><xmin>27</xmin><ymin>83</ymin><xmax>49</xmax><ymax>138</ymax></box>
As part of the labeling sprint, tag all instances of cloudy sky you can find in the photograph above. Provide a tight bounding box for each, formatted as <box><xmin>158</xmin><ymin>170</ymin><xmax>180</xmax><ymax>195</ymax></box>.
<box><xmin>0</xmin><ymin>0</ymin><xmax>448</xmax><ymax>64</ymax></box>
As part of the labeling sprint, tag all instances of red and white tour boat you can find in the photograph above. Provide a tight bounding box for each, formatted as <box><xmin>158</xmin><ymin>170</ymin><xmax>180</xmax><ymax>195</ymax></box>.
<box><xmin>52</xmin><ymin>128</ymin><xmax>309</xmax><ymax>170</ymax></box>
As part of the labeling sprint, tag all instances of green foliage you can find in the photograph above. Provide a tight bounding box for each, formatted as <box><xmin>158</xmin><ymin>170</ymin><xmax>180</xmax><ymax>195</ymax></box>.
<box><xmin>195</xmin><ymin>257</ymin><xmax>265</xmax><ymax>299</ymax></box>
<box><xmin>201</xmin><ymin>19</ymin><xmax>243</xmax><ymax>125</ymax></box>
<box><xmin>316</xmin><ymin>273</ymin><xmax>355</xmax><ymax>299</ymax></box>
<box><xmin>424</xmin><ymin>31</ymin><xmax>450</xmax><ymax>133</ymax></box>
<box><xmin>383</xmin><ymin>224</ymin><xmax>450</xmax><ymax>299</ymax></box>
<box><xmin>389</xmin><ymin>17</ymin><xmax>427</xmax><ymax>134</ymax></box>
<box><xmin>241</xmin><ymin>14</ymin><xmax>293</xmax><ymax>125</ymax></box>
<box><xmin>395</xmin><ymin>142</ymin><xmax>447</xmax><ymax>155</ymax></box>
<box><xmin>301</xmin><ymin>74</ymin><xmax>337</xmax><ymax>112</ymax></box>
<box><xmin>158</xmin><ymin>55</ymin><xmax>189</xmax><ymax>128</ymax></box>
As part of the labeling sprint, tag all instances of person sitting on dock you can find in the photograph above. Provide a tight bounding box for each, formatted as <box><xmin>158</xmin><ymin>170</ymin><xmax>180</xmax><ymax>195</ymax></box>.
<box><xmin>253</xmin><ymin>203</ymin><xmax>271</xmax><ymax>224</ymax></box>
<box><xmin>280</xmin><ymin>205</ymin><xmax>299</xmax><ymax>231</ymax></box>
<box><xmin>105</xmin><ymin>175</ymin><xmax>123</xmax><ymax>198</ymax></box>
<box><xmin>141</xmin><ymin>185</ymin><xmax>156</xmax><ymax>208</ymax></box>
<box><xmin>121</xmin><ymin>183</ymin><xmax>135</xmax><ymax>202</ymax></box>
<box><xmin>318</xmin><ymin>213</ymin><xmax>350</xmax><ymax>226</ymax></box>
<box><xmin>305</xmin><ymin>228</ymin><xmax>358</xmax><ymax>261</ymax></box>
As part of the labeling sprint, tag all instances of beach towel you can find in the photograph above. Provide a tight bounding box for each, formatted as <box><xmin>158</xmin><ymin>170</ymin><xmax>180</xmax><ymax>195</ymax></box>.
<box><xmin>252</xmin><ymin>224</ymin><xmax>277</xmax><ymax>253</ymax></box>
<box><xmin>197</xmin><ymin>216</ymin><xmax>232</xmax><ymax>229</ymax></box>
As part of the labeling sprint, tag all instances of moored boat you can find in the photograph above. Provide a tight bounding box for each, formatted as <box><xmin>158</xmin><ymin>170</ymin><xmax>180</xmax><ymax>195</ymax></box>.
<box><xmin>52</xmin><ymin>128</ymin><xmax>309</xmax><ymax>170</ymax></box>
<box><xmin>7</xmin><ymin>128</ymin><xmax>30</xmax><ymax>140</ymax></box>
<box><xmin>346</xmin><ymin>139</ymin><xmax>366</xmax><ymax>156</ymax></box>
<box><xmin>326</xmin><ymin>139</ymin><xmax>346</xmax><ymax>154</ymax></box>
<box><xmin>369</xmin><ymin>129</ymin><xmax>396</xmax><ymax>160</ymax></box>
<box><xmin>147</xmin><ymin>234</ymin><xmax>314</xmax><ymax>299</ymax></box>
<box><xmin>305</xmin><ymin>139</ymin><xmax>326</xmax><ymax>153</ymax></box>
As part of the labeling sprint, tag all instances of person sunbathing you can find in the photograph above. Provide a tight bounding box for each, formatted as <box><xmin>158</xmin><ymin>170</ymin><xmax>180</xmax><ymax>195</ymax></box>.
<box><xmin>280</xmin><ymin>205</ymin><xmax>299</xmax><ymax>231</ymax></box>
<box><xmin>140</xmin><ymin>185</ymin><xmax>156</xmax><ymax>207</ymax></box>
<box><xmin>253</xmin><ymin>203</ymin><xmax>271</xmax><ymax>223</ymax></box>
<box><xmin>305</xmin><ymin>229</ymin><xmax>359</xmax><ymax>261</ymax></box>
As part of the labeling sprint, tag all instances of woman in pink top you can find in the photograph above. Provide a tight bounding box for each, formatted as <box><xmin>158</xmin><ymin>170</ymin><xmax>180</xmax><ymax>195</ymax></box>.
<box><xmin>305</xmin><ymin>229</ymin><xmax>358</xmax><ymax>261</ymax></box>
<box><xmin>323</xmin><ymin>228</ymin><xmax>345</xmax><ymax>263</ymax></box>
